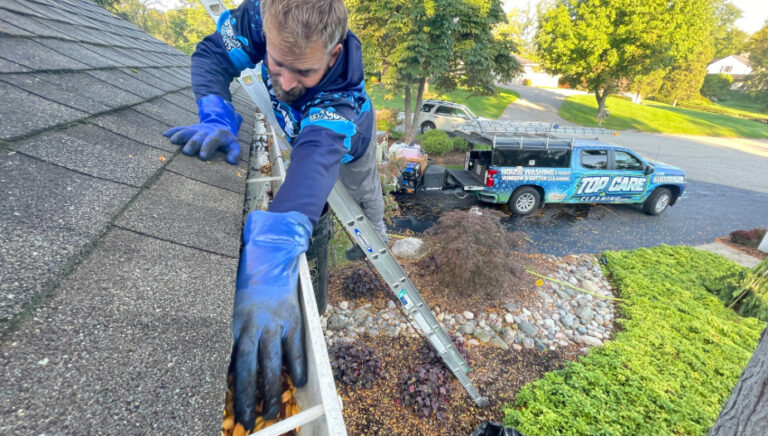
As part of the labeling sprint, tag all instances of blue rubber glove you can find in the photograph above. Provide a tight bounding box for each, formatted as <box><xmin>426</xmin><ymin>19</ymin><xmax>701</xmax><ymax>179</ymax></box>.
<box><xmin>232</xmin><ymin>210</ymin><xmax>311</xmax><ymax>428</ymax></box>
<box><xmin>162</xmin><ymin>94</ymin><xmax>243</xmax><ymax>165</ymax></box>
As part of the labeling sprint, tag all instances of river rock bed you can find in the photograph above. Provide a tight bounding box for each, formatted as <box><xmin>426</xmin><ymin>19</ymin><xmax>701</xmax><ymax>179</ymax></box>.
<box><xmin>322</xmin><ymin>254</ymin><xmax>616</xmax><ymax>355</ymax></box>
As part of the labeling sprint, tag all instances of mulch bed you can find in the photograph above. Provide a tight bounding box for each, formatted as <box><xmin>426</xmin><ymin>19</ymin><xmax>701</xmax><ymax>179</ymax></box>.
<box><xmin>326</xmin><ymin>253</ymin><xmax>581</xmax><ymax>435</ymax></box>
<box><xmin>715</xmin><ymin>236</ymin><xmax>767</xmax><ymax>261</ymax></box>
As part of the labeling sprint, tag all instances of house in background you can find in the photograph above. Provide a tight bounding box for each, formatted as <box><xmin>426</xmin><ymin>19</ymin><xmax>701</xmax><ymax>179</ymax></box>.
<box><xmin>506</xmin><ymin>54</ymin><xmax>560</xmax><ymax>88</ymax></box>
<box><xmin>706</xmin><ymin>55</ymin><xmax>753</xmax><ymax>90</ymax></box>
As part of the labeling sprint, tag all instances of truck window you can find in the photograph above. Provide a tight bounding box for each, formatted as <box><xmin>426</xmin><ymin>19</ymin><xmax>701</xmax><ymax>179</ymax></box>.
<box><xmin>581</xmin><ymin>150</ymin><xmax>608</xmax><ymax>169</ymax></box>
<box><xmin>435</xmin><ymin>106</ymin><xmax>453</xmax><ymax>116</ymax></box>
<box><xmin>614</xmin><ymin>151</ymin><xmax>644</xmax><ymax>171</ymax></box>
<box><xmin>493</xmin><ymin>149</ymin><xmax>571</xmax><ymax>167</ymax></box>
<box><xmin>421</xmin><ymin>104</ymin><xmax>434</xmax><ymax>112</ymax></box>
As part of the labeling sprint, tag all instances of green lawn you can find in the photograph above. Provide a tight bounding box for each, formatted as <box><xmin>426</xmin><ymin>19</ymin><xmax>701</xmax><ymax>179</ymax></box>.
<box><xmin>559</xmin><ymin>95</ymin><xmax>768</xmax><ymax>138</ymax></box>
<box><xmin>503</xmin><ymin>245</ymin><xmax>765</xmax><ymax>435</ymax></box>
<box><xmin>367</xmin><ymin>83</ymin><xmax>519</xmax><ymax>119</ymax></box>
<box><xmin>709</xmin><ymin>92</ymin><xmax>768</xmax><ymax>122</ymax></box>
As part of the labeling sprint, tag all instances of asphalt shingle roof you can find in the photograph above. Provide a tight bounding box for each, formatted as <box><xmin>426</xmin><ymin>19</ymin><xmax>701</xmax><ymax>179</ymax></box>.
<box><xmin>0</xmin><ymin>0</ymin><xmax>256</xmax><ymax>432</ymax></box>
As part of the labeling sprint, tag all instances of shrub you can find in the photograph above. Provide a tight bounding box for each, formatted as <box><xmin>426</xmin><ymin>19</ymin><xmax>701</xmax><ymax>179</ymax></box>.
<box><xmin>418</xmin><ymin>129</ymin><xmax>453</xmax><ymax>155</ymax></box>
<box><xmin>329</xmin><ymin>343</ymin><xmax>384</xmax><ymax>388</ymax></box>
<box><xmin>701</xmin><ymin>73</ymin><xmax>734</xmax><ymax>100</ymax></box>
<box><xmin>376</xmin><ymin>107</ymin><xmax>397</xmax><ymax>132</ymax></box>
<box><xmin>341</xmin><ymin>268</ymin><xmax>388</xmax><ymax>300</ymax></box>
<box><xmin>452</xmin><ymin>136</ymin><xmax>469</xmax><ymax>152</ymax></box>
<box><xmin>396</xmin><ymin>363</ymin><xmax>450</xmax><ymax>419</ymax></box>
<box><xmin>523</xmin><ymin>78</ymin><xmax>532</xmax><ymax>86</ymax></box>
<box><xmin>502</xmin><ymin>245</ymin><xmax>765</xmax><ymax>436</ymax></box>
<box><xmin>389</xmin><ymin>129</ymin><xmax>404</xmax><ymax>141</ymax></box>
<box><xmin>419</xmin><ymin>209</ymin><xmax>527</xmax><ymax>295</ymax></box>
<box><xmin>729</xmin><ymin>228</ymin><xmax>767</xmax><ymax>247</ymax></box>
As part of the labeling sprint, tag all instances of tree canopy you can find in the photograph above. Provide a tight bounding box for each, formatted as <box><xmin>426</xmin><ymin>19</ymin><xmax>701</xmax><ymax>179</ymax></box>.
<box><xmin>745</xmin><ymin>21</ymin><xmax>768</xmax><ymax>109</ymax></box>
<box><xmin>536</xmin><ymin>0</ymin><xmax>716</xmax><ymax>119</ymax></box>
<box><xmin>348</xmin><ymin>0</ymin><xmax>520</xmax><ymax>140</ymax></box>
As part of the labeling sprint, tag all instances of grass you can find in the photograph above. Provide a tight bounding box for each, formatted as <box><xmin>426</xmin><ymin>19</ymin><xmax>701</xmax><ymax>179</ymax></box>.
<box><xmin>559</xmin><ymin>95</ymin><xmax>768</xmax><ymax>138</ymax></box>
<box><xmin>709</xmin><ymin>92</ymin><xmax>768</xmax><ymax>122</ymax></box>
<box><xmin>502</xmin><ymin>245</ymin><xmax>765</xmax><ymax>435</ymax></box>
<box><xmin>366</xmin><ymin>82</ymin><xmax>519</xmax><ymax>119</ymax></box>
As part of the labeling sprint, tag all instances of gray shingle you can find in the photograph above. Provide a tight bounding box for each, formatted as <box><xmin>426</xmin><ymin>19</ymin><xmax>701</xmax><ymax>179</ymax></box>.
<box><xmin>0</xmin><ymin>0</ymin><xmax>44</xmax><ymax>18</ymax></box>
<box><xmin>90</xmin><ymin>109</ymin><xmax>178</xmax><ymax>152</ymax></box>
<box><xmin>141</xmin><ymin>67</ymin><xmax>192</xmax><ymax>89</ymax></box>
<box><xmin>11</xmin><ymin>124</ymin><xmax>168</xmax><ymax>187</ymax></box>
<box><xmin>133</xmin><ymin>98</ymin><xmax>199</xmax><ymax>127</ymax></box>
<box><xmin>0</xmin><ymin>228</ymin><xmax>232</xmax><ymax>435</ymax></box>
<box><xmin>127</xmin><ymin>67</ymin><xmax>182</xmax><ymax>92</ymax></box>
<box><xmin>85</xmin><ymin>68</ymin><xmax>165</xmax><ymax>100</ymax></box>
<box><xmin>0</xmin><ymin>55</ymin><xmax>28</xmax><ymax>73</ymax></box>
<box><xmin>0</xmin><ymin>11</ymin><xmax>61</xmax><ymax>38</ymax></box>
<box><xmin>167</xmin><ymin>153</ymin><xmax>248</xmax><ymax>194</ymax></box>
<box><xmin>38</xmin><ymin>39</ymin><xmax>122</xmax><ymax>69</ymax></box>
<box><xmin>112</xmin><ymin>47</ymin><xmax>156</xmax><ymax>67</ymax></box>
<box><xmin>0</xmin><ymin>84</ymin><xmax>87</xmax><ymax>141</ymax></box>
<box><xmin>78</xmin><ymin>43</ymin><xmax>143</xmax><ymax>67</ymax></box>
<box><xmin>30</xmin><ymin>16</ymin><xmax>97</xmax><ymax>42</ymax></box>
<box><xmin>161</xmin><ymin>90</ymin><xmax>197</xmax><ymax>113</ymax></box>
<box><xmin>0</xmin><ymin>151</ymin><xmax>137</xmax><ymax>323</ymax></box>
<box><xmin>0</xmin><ymin>18</ymin><xmax>33</xmax><ymax>36</ymax></box>
<box><xmin>1</xmin><ymin>71</ymin><xmax>144</xmax><ymax>114</ymax></box>
<box><xmin>116</xmin><ymin>171</ymin><xmax>243</xmax><ymax>257</ymax></box>
<box><xmin>0</xmin><ymin>37</ymin><xmax>89</xmax><ymax>70</ymax></box>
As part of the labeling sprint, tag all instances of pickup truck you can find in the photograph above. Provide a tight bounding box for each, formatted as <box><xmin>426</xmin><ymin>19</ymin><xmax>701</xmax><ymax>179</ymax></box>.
<box><xmin>449</xmin><ymin>133</ymin><xmax>687</xmax><ymax>216</ymax></box>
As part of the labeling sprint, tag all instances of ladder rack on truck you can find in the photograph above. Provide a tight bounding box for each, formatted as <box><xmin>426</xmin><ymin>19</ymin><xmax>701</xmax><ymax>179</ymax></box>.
<box><xmin>457</xmin><ymin>119</ymin><xmax>616</xmax><ymax>137</ymax></box>
<box><xmin>199</xmin><ymin>2</ymin><xmax>489</xmax><ymax>435</ymax></box>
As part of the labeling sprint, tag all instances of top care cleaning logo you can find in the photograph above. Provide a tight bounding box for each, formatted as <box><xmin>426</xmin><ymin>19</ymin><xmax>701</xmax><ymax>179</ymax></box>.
<box><xmin>576</xmin><ymin>176</ymin><xmax>647</xmax><ymax>196</ymax></box>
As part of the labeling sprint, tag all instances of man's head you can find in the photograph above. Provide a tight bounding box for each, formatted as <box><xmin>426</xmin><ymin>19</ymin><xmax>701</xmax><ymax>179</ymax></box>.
<box><xmin>261</xmin><ymin>0</ymin><xmax>348</xmax><ymax>103</ymax></box>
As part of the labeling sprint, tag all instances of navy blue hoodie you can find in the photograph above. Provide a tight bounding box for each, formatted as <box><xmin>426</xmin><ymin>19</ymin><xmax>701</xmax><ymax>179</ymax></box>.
<box><xmin>191</xmin><ymin>0</ymin><xmax>374</xmax><ymax>227</ymax></box>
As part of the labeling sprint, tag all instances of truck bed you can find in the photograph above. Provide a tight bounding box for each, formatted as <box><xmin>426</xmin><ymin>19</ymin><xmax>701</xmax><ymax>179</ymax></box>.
<box><xmin>448</xmin><ymin>169</ymin><xmax>485</xmax><ymax>191</ymax></box>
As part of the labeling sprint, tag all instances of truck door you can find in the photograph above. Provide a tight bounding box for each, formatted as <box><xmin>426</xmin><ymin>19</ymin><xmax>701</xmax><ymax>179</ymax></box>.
<box><xmin>610</xmin><ymin>150</ymin><xmax>650</xmax><ymax>203</ymax></box>
<box><xmin>570</xmin><ymin>149</ymin><xmax>614</xmax><ymax>203</ymax></box>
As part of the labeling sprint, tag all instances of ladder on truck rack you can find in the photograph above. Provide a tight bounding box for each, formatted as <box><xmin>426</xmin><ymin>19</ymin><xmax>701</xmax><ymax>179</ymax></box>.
<box><xmin>198</xmin><ymin>1</ymin><xmax>489</xmax><ymax>435</ymax></box>
<box><xmin>458</xmin><ymin>119</ymin><xmax>616</xmax><ymax>136</ymax></box>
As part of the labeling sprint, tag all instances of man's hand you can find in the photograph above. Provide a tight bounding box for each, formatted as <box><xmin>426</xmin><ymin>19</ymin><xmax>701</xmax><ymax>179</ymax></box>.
<box><xmin>162</xmin><ymin>94</ymin><xmax>243</xmax><ymax>165</ymax></box>
<box><xmin>232</xmin><ymin>211</ymin><xmax>310</xmax><ymax>429</ymax></box>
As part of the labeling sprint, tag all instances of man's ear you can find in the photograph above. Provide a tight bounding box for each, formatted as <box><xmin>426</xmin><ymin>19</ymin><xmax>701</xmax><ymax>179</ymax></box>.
<box><xmin>329</xmin><ymin>43</ymin><xmax>343</xmax><ymax>67</ymax></box>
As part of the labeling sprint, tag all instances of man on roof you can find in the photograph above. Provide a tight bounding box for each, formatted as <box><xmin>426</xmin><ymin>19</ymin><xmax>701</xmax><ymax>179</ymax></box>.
<box><xmin>162</xmin><ymin>0</ymin><xmax>387</xmax><ymax>430</ymax></box>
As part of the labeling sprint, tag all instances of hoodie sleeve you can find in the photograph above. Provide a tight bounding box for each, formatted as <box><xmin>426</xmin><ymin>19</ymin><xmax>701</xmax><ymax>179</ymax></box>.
<box><xmin>268</xmin><ymin>91</ymin><xmax>374</xmax><ymax>227</ymax></box>
<box><xmin>190</xmin><ymin>0</ymin><xmax>265</xmax><ymax>101</ymax></box>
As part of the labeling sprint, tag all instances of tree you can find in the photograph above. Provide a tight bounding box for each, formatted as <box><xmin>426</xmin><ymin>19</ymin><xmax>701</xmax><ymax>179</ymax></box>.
<box><xmin>707</xmin><ymin>325</ymin><xmax>768</xmax><ymax>435</ymax></box>
<box><xmin>712</xmin><ymin>0</ymin><xmax>749</xmax><ymax>58</ymax></box>
<box><xmin>701</xmin><ymin>73</ymin><xmax>734</xmax><ymax>100</ymax></box>
<box><xmin>536</xmin><ymin>0</ymin><xmax>715</xmax><ymax>121</ymax></box>
<box><xmin>658</xmin><ymin>43</ymin><xmax>714</xmax><ymax>107</ymax></box>
<box><xmin>745</xmin><ymin>21</ymin><xmax>768</xmax><ymax>109</ymax></box>
<box><xmin>349</xmin><ymin>0</ymin><xmax>520</xmax><ymax>142</ymax></box>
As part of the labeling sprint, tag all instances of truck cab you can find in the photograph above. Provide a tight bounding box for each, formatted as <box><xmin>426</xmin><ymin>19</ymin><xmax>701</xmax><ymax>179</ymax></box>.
<box><xmin>449</xmin><ymin>133</ymin><xmax>686</xmax><ymax>216</ymax></box>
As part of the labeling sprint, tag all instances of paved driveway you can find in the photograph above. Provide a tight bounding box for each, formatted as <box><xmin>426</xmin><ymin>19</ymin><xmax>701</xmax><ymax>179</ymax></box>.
<box><xmin>393</xmin><ymin>86</ymin><xmax>768</xmax><ymax>255</ymax></box>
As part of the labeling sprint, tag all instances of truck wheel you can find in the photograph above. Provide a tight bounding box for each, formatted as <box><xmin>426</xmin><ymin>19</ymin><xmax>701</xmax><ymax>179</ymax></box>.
<box><xmin>420</xmin><ymin>121</ymin><xmax>435</xmax><ymax>134</ymax></box>
<box><xmin>510</xmin><ymin>187</ymin><xmax>540</xmax><ymax>215</ymax></box>
<box><xmin>643</xmin><ymin>187</ymin><xmax>672</xmax><ymax>216</ymax></box>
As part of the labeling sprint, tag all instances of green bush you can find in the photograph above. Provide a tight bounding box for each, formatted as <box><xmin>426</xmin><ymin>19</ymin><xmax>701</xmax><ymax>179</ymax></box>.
<box><xmin>452</xmin><ymin>136</ymin><xmax>469</xmax><ymax>152</ymax></box>
<box><xmin>375</xmin><ymin>107</ymin><xmax>396</xmax><ymax>132</ymax></box>
<box><xmin>418</xmin><ymin>129</ymin><xmax>453</xmax><ymax>155</ymax></box>
<box><xmin>701</xmin><ymin>74</ymin><xmax>734</xmax><ymax>100</ymax></box>
<box><xmin>503</xmin><ymin>245</ymin><xmax>765</xmax><ymax>436</ymax></box>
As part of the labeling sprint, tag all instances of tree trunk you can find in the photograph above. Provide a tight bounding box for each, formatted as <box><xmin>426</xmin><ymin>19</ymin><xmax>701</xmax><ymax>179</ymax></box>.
<box><xmin>708</xmin><ymin>325</ymin><xmax>768</xmax><ymax>436</ymax></box>
<box><xmin>406</xmin><ymin>78</ymin><xmax>427</xmax><ymax>143</ymax></box>
<box><xmin>594</xmin><ymin>89</ymin><xmax>609</xmax><ymax>125</ymax></box>
<box><xmin>403</xmin><ymin>85</ymin><xmax>412</xmax><ymax>139</ymax></box>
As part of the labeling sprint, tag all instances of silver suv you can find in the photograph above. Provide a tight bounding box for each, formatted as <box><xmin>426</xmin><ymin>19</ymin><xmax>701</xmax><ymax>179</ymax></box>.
<box><xmin>417</xmin><ymin>99</ymin><xmax>479</xmax><ymax>134</ymax></box>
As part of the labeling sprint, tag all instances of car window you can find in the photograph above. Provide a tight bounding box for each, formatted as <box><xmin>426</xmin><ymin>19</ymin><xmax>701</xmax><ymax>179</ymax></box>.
<box><xmin>581</xmin><ymin>150</ymin><xmax>608</xmax><ymax>170</ymax></box>
<box><xmin>454</xmin><ymin>110</ymin><xmax>469</xmax><ymax>119</ymax></box>
<box><xmin>421</xmin><ymin>104</ymin><xmax>434</xmax><ymax>113</ymax></box>
<box><xmin>614</xmin><ymin>151</ymin><xmax>644</xmax><ymax>171</ymax></box>
<box><xmin>435</xmin><ymin>106</ymin><xmax>453</xmax><ymax>116</ymax></box>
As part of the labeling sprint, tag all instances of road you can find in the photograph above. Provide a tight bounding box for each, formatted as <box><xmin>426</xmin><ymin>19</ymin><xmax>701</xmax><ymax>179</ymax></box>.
<box><xmin>393</xmin><ymin>86</ymin><xmax>768</xmax><ymax>255</ymax></box>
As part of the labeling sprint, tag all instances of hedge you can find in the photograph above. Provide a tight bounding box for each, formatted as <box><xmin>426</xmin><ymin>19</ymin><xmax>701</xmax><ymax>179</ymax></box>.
<box><xmin>503</xmin><ymin>245</ymin><xmax>765</xmax><ymax>435</ymax></box>
<box><xmin>418</xmin><ymin>129</ymin><xmax>453</xmax><ymax>155</ymax></box>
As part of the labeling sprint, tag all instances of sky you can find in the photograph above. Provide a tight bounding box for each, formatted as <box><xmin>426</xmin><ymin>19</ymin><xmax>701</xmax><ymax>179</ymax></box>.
<box><xmin>503</xmin><ymin>0</ymin><xmax>767</xmax><ymax>35</ymax></box>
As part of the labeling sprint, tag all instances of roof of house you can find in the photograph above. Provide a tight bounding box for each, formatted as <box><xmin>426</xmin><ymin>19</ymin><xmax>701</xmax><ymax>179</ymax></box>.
<box><xmin>512</xmin><ymin>54</ymin><xmax>537</xmax><ymax>66</ymax></box>
<box><xmin>0</xmin><ymin>0</ymin><xmax>257</xmax><ymax>432</ymax></box>
<box><xmin>709</xmin><ymin>54</ymin><xmax>752</xmax><ymax>67</ymax></box>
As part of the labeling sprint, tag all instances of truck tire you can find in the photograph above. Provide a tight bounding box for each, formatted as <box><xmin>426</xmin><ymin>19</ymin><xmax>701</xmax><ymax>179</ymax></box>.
<box><xmin>643</xmin><ymin>187</ymin><xmax>672</xmax><ymax>216</ymax></box>
<box><xmin>420</xmin><ymin>121</ymin><xmax>435</xmax><ymax>134</ymax></box>
<box><xmin>510</xmin><ymin>187</ymin><xmax>540</xmax><ymax>215</ymax></box>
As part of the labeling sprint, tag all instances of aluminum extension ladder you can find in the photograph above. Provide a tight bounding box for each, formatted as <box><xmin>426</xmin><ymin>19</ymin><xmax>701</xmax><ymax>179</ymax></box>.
<box><xmin>198</xmin><ymin>1</ymin><xmax>489</xmax><ymax>435</ymax></box>
<box><xmin>458</xmin><ymin>119</ymin><xmax>616</xmax><ymax>136</ymax></box>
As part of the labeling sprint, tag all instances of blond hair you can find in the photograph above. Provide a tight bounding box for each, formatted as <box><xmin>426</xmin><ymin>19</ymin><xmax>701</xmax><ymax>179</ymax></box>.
<box><xmin>261</xmin><ymin>0</ymin><xmax>348</xmax><ymax>55</ymax></box>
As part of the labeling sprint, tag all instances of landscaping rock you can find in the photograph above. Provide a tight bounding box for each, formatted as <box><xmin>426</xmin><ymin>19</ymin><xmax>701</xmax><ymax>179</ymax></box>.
<box><xmin>463</xmin><ymin>311</ymin><xmax>475</xmax><ymax>320</ymax></box>
<box><xmin>534</xmin><ymin>339</ymin><xmax>547</xmax><ymax>351</ymax></box>
<box><xmin>581</xmin><ymin>279</ymin><xmax>600</xmax><ymax>294</ymax></box>
<box><xmin>491</xmin><ymin>337</ymin><xmax>509</xmax><ymax>350</ymax></box>
<box><xmin>561</xmin><ymin>314</ymin><xmax>575</xmax><ymax>328</ymax></box>
<box><xmin>391</xmin><ymin>237</ymin><xmax>427</xmax><ymax>259</ymax></box>
<box><xmin>505</xmin><ymin>303</ymin><xmax>520</xmax><ymax>313</ymax></box>
<box><xmin>504</xmin><ymin>312</ymin><xmax>514</xmax><ymax>324</ymax></box>
<box><xmin>582</xmin><ymin>335</ymin><xmax>603</xmax><ymax>347</ymax></box>
<box><xmin>474</xmin><ymin>330</ymin><xmax>492</xmax><ymax>343</ymax></box>
<box><xmin>460</xmin><ymin>322</ymin><xmax>475</xmax><ymax>335</ymax></box>
<box><xmin>519</xmin><ymin>321</ymin><xmax>539</xmax><ymax>337</ymax></box>
<box><xmin>522</xmin><ymin>337</ymin><xmax>535</xmax><ymax>349</ymax></box>
<box><xmin>327</xmin><ymin>315</ymin><xmax>348</xmax><ymax>331</ymax></box>
<box><xmin>387</xmin><ymin>300</ymin><xmax>397</xmax><ymax>309</ymax></box>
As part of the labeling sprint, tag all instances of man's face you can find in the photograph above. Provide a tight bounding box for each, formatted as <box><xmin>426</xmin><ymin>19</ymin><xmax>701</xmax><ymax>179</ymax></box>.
<box><xmin>265</xmin><ymin>26</ymin><xmax>342</xmax><ymax>104</ymax></box>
